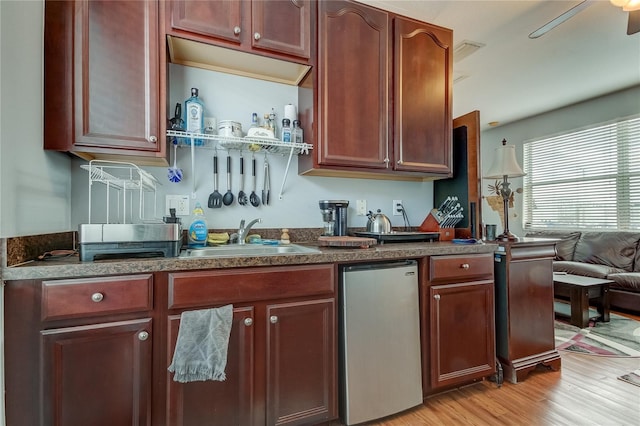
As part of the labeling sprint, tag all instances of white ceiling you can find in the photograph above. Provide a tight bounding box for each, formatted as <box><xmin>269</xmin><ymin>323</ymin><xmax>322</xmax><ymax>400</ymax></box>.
<box><xmin>358</xmin><ymin>0</ymin><xmax>640</xmax><ymax>130</ymax></box>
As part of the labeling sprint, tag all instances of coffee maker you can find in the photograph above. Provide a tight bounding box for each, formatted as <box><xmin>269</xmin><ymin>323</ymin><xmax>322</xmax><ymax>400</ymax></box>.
<box><xmin>319</xmin><ymin>200</ymin><xmax>349</xmax><ymax>236</ymax></box>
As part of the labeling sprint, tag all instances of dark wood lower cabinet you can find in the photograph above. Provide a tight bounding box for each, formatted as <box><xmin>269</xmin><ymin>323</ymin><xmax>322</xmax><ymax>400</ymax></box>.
<box><xmin>167</xmin><ymin>307</ymin><xmax>255</xmax><ymax>426</ymax></box>
<box><xmin>428</xmin><ymin>280</ymin><xmax>495</xmax><ymax>390</ymax></box>
<box><xmin>166</xmin><ymin>264</ymin><xmax>337</xmax><ymax>426</ymax></box>
<box><xmin>494</xmin><ymin>239</ymin><xmax>561</xmax><ymax>383</ymax></box>
<box><xmin>41</xmin><ymin>319</ymin><xmax>153</xmax><ymax>426</ymax></box>
<box><xmin>266</xmin><ymin>299</ymin><xmax>336</xmax><ymax>425</ymax></box>
<box><xmin>421</xmin><ymin>254</ymin><xmax>496</xmax><ymax>396</ymax></box>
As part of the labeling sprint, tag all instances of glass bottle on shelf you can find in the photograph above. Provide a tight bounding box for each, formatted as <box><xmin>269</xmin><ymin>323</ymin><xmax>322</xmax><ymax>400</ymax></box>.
<box><xmin>184</xmin><ymin>88</ymin><xmax>205</xmax><ymax>145</ymax></box>
<box><xmin>293</xmin><ymin>120</ymin><xmax>303</xmax><ymax>144</ymax></box>
<box><xmin>281</xmin><ymin>118</ymin><xmax>292</xmax><ymax>143</ymax></box>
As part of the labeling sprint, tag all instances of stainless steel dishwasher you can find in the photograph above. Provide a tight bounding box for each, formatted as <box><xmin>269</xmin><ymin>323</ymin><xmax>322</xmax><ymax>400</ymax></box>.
<box><xmin>339</xmin><ymin>260</ymin><xmax>423</xmax><ymax>425</ymax></box>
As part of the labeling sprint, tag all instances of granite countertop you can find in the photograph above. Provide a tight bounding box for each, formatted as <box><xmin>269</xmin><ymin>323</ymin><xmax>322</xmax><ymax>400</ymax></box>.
<box><xmin>1</xmin><ymin>241</ymin><xmax>498</xmax><ymax>281</ymax></box>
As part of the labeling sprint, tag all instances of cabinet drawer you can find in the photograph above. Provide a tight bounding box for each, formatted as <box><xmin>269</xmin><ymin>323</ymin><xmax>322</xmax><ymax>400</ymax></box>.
<box><xmin>42</xmin><ymin>275</ymin><xmax>153</xmax><ymax>321</ymax></box>
<box><xmin>429</xmin><ymin>253</ymin><xmax>493</xmax><ymax>282</ymax></box>
<box><xmin>169</xmin><ymin>264</ymin><xmax>335</xmax><ymax>309</ymax></box>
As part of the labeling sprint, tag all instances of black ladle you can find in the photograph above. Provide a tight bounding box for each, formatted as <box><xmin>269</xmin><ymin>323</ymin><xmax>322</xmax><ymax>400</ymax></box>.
<box><xmin>249</xmin><ymin>157</ymin><xmax>260</xmax><ymax>207</ymax></box>
<box><xmin>223</xmin><ymin>154</ymin><xmax>234</xmax><ymax>206</ymax></box>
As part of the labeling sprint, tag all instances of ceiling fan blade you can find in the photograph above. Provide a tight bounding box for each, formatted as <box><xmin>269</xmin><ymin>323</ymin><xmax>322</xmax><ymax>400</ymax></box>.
<box><xmin>628</xmin><ymin>10</ymin><xmax>640</xmax><ymax>35</ymax></box>
<box><xmin>529</xmin><ymin>0</ymin><xmax>593</xmax><ymax>39</ymax></box>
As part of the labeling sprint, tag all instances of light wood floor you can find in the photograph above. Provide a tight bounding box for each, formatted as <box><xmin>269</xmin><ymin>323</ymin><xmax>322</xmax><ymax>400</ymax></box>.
<box><xmin>332</xmin><ymin>313</ymin><xmax>640</xmax><ymax>426</ymax></box>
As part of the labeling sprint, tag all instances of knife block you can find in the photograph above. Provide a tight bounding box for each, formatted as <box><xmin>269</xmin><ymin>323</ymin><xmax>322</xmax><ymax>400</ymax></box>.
<box><xmin>418</xmin><ymin>212</ymin><xmax>455</xmax><ymax>241</ymax></box>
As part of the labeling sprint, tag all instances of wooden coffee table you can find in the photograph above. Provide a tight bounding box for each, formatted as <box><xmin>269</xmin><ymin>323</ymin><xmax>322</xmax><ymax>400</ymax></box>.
<box><xmin>553</xmin><ymin>273</ymin><xmax>613</xmax><ymax>328</ymax></box>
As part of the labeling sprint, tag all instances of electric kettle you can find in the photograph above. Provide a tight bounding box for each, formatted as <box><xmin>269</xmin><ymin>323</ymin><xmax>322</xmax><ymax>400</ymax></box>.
<box><xmin>366</xmin><ymin>210</ymin><xmax>392</xmax><ymax>234</ymax></box>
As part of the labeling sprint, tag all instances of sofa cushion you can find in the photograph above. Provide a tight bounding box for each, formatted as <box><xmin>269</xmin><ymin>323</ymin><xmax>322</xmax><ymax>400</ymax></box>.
<box><xmin>573</xmin><ymin>232</ymin><xmax>639</xmax><ymax>272</ymax></box>
<box><xmin>554</xmin><ymin>261</ymin><xmax>626</xmax><ymax>279</ymax></box>
<box><xmin>606</xmin><ymin>273</ymin><xmax>640</xmax><ymax>293</ymax></box>
<box><xmin>525</xmin><ymin>231</ymin><xmax>581</xmax><ymax>261</ymax></box>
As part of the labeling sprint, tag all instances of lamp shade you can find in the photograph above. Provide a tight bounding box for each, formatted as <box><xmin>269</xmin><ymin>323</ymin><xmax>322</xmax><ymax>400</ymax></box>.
<box><xmin>484</xmin><ymin>139</ymin><xmax>526</xmax><ymax>179</ymax></box>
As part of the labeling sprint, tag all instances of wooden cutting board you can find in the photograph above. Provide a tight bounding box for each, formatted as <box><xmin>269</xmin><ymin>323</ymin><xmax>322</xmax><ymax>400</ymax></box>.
<box><xmin>317</xmin><ymin>236</ymin><xmax>377</xmax><ymax>248</ymax></box>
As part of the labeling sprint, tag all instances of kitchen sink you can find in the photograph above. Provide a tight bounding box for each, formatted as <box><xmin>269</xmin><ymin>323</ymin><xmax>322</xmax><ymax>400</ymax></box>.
<box><xmin>180</xmin><ymin>244</ymin><xmax>321</xmax><ymax>258</ymax></box>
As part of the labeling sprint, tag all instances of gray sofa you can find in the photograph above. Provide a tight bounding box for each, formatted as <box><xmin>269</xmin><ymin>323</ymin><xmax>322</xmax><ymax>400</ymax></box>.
<box><xmin>526</xmin><ymin>230</ymin><xmax>640</xmax><ymax>314</ymax></box>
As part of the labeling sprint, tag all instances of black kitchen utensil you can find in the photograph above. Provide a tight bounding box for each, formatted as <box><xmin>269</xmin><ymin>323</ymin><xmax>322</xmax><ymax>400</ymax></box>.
<box><xmin>238</xmin><ymin>155</ymin><xmax>248</xmax><ymax>206</ymax></box>
<box><xmin>223</xmin><ymin>154</ymin><xmax>234</xmax><ymax>206</ymax></box>
<box><xmin>208</xmin><ymin>153</ymin><xmax>223</xmax><ymax>208</ymax></box>
<box><xmin>262</xmin><ymin>156</ymin><xmax>270</xmax><ymax>205</ymax></box>
<box><xmin>249</xmin><ymin>156</ymin><xmax>260</xmax><ymax>207</ymax></box>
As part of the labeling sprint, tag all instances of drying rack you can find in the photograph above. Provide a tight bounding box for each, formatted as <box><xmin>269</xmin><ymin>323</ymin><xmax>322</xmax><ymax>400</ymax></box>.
<box><xmin>81</xmin><ymin>160</ymin><xmax>160</xmax><ymax>224</ymax></box>
<box><xmin>166</xmin><ymin>130</ymin><xmax>313</xmax><ymax>200</ymax></box>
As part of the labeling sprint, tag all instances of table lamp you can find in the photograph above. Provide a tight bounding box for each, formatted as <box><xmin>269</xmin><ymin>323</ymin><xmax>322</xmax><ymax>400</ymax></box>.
<box><xmin>484</xmin><ymin>139</ymin><xmax>526</xmax><ymax>241</ymax></box>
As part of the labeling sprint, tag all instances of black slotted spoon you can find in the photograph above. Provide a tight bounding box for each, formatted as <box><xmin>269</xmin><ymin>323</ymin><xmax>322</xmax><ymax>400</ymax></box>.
<box><xmin>208</xmin><ymin>153</ymin><xmax>223</xmax><ymax>208</ymax></box>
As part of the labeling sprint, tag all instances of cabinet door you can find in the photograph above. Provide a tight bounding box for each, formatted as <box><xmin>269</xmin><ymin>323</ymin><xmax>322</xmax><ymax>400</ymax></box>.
<box><xmin>41</xmin><ymin>319</ymin><xmax>152</xmax><ymax>426</ymax></box>
<box><xmin>44</xmin><ymin>0</ymin><xmax>160</xmax><ymax>154</ymax></box>
<box><xmin>429</xmin><ymin>281</ymin><xmax>495</xmax><ymax>390</ymax></box>
<box><xmin>266</xmin><ymin>299</ymin><xmax>336</xmax><ymax>425</ymax></box>
<box><xmin>252</xmin><ymin>0</ymin><xmax>311</xmax><ymax>59</ymax></box>
<box><xmin>393</xmin><ymin>17</ymin><xmax>452</xmax><ymax>174</ymax></box>
<box><xmin>169</xmin><ymin>0</ymin><xmax>245</xmax><ymax>45</ymax></box>
<box><xmin>317</xmin><ymin>0</ymin><xmax>390</xmax><ymax>169</ymax></box>
<box><xmin>167</xmin><ymin>307</ymin><xmax>255</xmax><ymax>426</ymax></box>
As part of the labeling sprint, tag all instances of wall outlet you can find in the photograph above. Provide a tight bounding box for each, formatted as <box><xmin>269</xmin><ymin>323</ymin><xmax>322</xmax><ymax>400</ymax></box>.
<box><xmin>356</xmin><ymin>199</ymin><xmax>367</xmax><ymax>216</ymax></box>
<box><xmin>166</xmin><ymin>195</ymin><xmax>190</xmax><ymax>216</ymax></box>
<box><xmin>393</xmin><ymin>200</ymin><xmax>403</xmax><ymax>216</ymax></box>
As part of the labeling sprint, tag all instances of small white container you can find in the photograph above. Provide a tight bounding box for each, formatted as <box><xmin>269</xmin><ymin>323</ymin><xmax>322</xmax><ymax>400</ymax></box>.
<box><xmin>218</xmin><ymin>120</ymin><xmax>243</xmax><ymax>137</ymax></box>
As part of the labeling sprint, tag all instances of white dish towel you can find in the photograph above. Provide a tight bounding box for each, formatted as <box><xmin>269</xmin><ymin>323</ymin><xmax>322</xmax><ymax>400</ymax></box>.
<box><xmin>168</xmin><ymin>304</ymin><xmax>233</xmax><ymax>383</ymax></box>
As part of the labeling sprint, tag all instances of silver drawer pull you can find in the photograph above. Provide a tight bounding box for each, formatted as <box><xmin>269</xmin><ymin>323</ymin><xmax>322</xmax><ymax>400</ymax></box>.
<box><xmin>461</xmin><ymin>263</ymin><xmax>470</xmax><ymax>269</ymax></box>
<box><xmin>91</xmin><ymin>292</ymin><xmax>104</xmax><ymax>302</ymax></box>
<box><xmin>244</xmin><ymin>318</ymin><xmax>253</xmax><ymax>326</ymax></box>
<box><xmin>270</xmin><ymin>315</ymin><xmax>278</xmax><ymax>324</ymax></box>
<box><xmin>138</xmin><ymin>331</ymin><xmax>149</xmax><ymax>341</ymax></box>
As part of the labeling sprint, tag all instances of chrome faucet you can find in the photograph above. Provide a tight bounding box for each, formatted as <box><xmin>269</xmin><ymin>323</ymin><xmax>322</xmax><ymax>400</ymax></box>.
<box><xmin>237</xmin><ymin>218</ymin><xmax>262</xmax><ymax>245</ymax></box>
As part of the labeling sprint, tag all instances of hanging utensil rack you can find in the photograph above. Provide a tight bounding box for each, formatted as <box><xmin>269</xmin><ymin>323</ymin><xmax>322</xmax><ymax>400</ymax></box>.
<box><xmin>166</xmin><ymin>130</ymin><xmax>313</xmax><ymax>199</ymax></box>
<box><xmin>81</xmin><ymin>160</ymin><xmax>160</xmax><ymax>224</ymax></box>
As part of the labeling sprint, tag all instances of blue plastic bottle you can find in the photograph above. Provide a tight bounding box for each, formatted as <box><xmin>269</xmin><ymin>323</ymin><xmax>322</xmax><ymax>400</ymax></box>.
<box><xmin>188</xmin><ymin>202</ymin><xmax>208</xmax><ymax>247</ymax></box>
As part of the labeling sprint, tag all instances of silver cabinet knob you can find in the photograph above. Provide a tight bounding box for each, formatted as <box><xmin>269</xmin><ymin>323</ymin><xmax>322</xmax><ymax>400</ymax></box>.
<box><xmin>244</xmin><ymin>318</ymin><xmax>253</xmax><ymax>326</ymax></box>
<box><xmin>234</xmin><ymin>26</ymin><xmax>241</xmax><ymax>35</ymax></box>
<box><xmin>91</xmin><ymin>292</ymin><xmax>104</xmax><ymax>302</ymax></box>
<box><xmin>461</xmin><ymin>263</ymin><xmax>470</xmax><ymax>269</ymax></box>
<box><xmin>149</xmin><ymin>135</ymin><xmax>157</xmax><ymax>143</ymax></box>
<box><xmin>254</xmin><ymin>32</ymin><xmax>261</xmax><ymax>41</ymax></box>
<box><xmin>138</xmin><ymin>331</ymin><xmax>149</xmax><ymax>341</ymax></box>
<box><xmin>434</xmin><ymin>294</ymin><xmax>441</xmax><ymax>300</ymax></box>
<box><xmin>270</xmin><ymin>315</ymin><xmax>278</xmax><ymax>324</ymax></box>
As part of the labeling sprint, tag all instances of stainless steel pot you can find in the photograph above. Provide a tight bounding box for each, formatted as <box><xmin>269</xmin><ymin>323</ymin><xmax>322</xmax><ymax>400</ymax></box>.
<box><xmin>366</xmin><ymin>209</ymin><xmax>392</xmax><ymax>233</ymax></box>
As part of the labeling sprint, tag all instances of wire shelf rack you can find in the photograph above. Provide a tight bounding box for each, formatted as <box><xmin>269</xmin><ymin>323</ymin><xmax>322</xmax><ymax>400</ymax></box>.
<box><xmin>81</xmin><ymin>160</ymin><xmax>160</xmax><ymax>224</ymax></box>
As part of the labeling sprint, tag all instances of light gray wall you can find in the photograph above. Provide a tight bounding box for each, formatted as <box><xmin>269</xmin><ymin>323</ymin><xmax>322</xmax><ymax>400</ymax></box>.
<box><xmin>70</xmin><ymin>64</ymin><xmax>436</xmax><ymax>232</ymax></box>
<box><xmin>480</xmin><ymin>84</ymin><xmax>640</xmax><ymax>238</ymax></box>
<box><xmin>0</xmin><ymin>0</ymin><xmax>71</xmax><ymax>238</ymax></box>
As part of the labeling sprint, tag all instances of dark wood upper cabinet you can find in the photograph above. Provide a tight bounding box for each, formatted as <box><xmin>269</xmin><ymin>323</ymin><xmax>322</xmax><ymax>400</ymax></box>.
<box><xmin>314</xmin><ymin>0</ymin><xmax>390</xmax><ymax>170</ymax></box>
<box><xmin>393</xmin><ymin>17</ymin><xmax>453</xmax><ymax>175</ymax></box>
<box><xmin>167</xmin><ymin>0</ymin><xmax>311</xmax><ymax>62</ymax></box>
<box><xmin>299</xmin><ymin>0</ymin><xmax>453</xmax><ymax>180</ymax></box>
<box><xmin>43</xmin><ymin>0</ymin><xmax>167</xmax><ymax>165</ymax></box>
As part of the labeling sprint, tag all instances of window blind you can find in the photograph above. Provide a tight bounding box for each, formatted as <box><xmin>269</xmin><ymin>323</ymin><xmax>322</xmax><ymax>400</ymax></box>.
<box><xmin>523</xmin><ymin>115</ymin><xmax>640</xmax><ymax>231</ymax></box>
